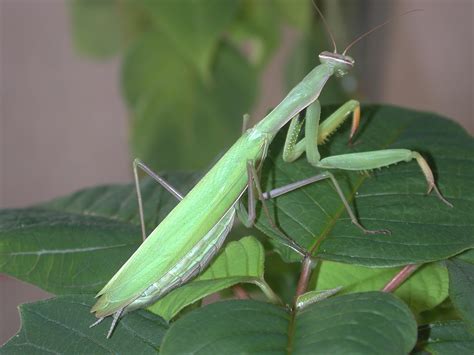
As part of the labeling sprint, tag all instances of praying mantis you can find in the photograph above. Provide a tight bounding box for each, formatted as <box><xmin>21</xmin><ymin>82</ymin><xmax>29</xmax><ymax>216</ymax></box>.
<box><xmin>90</xmin><ymin>6</ymin><xmax>452</xmax><ymax>338</ymax></box>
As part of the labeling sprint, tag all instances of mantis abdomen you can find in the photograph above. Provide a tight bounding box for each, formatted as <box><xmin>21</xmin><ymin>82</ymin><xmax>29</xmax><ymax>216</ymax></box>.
<box><xmin>122</xmin><ymin>207</ymin><xmax>236</xmax><ymax>314</ymax></box>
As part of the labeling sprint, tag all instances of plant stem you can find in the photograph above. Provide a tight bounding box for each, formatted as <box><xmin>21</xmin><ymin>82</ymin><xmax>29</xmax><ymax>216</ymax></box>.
<box><xmin>382</xmin><ymin>264</ymin><xmax>420</xmax><ymax>292</ymax></box>
<box><xmin>255</xmin><ymin>280</ymin><xmax>283</xmax><ymax>305</ymax></box>
<box><xmin>232</xmin><ymin>285</ymin><xmax>250</xmax><ymax>299</ymax></box>
<box><xmin>287</xmin><ymin>256</ymin><xmax>315</xmax><ymax>353</ymax></box>
<box><xmin>295</xmin><ymin>256</ymin><xmax>314</xmax><ymax>299</ymax></box>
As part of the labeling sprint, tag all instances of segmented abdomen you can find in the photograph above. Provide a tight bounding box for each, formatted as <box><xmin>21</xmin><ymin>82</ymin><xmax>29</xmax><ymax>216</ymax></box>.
<box><xmin>123</xmin><ymin>206</ymin><xmax>236</xmax><ymax>313</ymax></box>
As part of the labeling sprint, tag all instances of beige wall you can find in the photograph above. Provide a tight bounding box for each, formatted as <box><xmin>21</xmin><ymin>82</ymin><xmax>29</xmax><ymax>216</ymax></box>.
<box><xmin>381</xmin><ymin>0</ymin><xmax>473</xmax><ymax>131</ymax></box>
<box><xmin>0</xmin><ymin>0</ymin><xmax>132</xmax><ymax>344</ymax></box>
<box><xmin>0</xmin><ymin>0</ymin><xmax>472</xmax><ymax>345</ymax></box>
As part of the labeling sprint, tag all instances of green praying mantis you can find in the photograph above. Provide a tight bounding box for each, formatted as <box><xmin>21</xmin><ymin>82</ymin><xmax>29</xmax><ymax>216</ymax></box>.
<box><xmin>90</xmin><ymin>6</ymin><xmax>452</xmax><ymax>338</ymax></box>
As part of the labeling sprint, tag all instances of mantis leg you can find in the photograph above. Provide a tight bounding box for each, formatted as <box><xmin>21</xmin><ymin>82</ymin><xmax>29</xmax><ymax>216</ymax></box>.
<box><xmin>236</xmin><ymin>160</ymin><xmax>308</xmax><ymax>256</ymax></box>
<box><xmin>262</xmin><ymin>171</ymin><xmax>389</xmax><ymax>235</ymax></box>
<box><xmin>283</xmin><ymin>101</ymin><xmax>451</xmax><ymax>206</ymax></box>
<box><xmin>90</xmin><ymin>308</ymin><xmax>124</xmax><ymax>338</ymax></box>
<box><xmin>315</xmin><ymin>150</ymin><xmax>452</xmax><ymax>207</ymax></box>
<box><xmin>88</xmin><ymin>307</ymin><xmax>124</xmax><ymax>339</ymax></box>
<box><xmin>240</xmin><ymin>160</ymin><xmax>307</xmax><ymax>257</ymax></box>
<box><xmin>106</xmin><ymin>308</ymin><xmax>124</xmax><ymax>339</ymax></box>
<box><xmin>283</xmin><ymin>100</ymin><xmax>360</xmax><ymax>164</ymax></box>
<box><xmin>133</xmin><ymin>158</ymin><xmax>184</xmax><ymax>241</ymax></box>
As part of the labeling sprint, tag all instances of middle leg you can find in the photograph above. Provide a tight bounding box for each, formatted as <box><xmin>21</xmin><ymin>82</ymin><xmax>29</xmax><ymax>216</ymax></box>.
<box><xmin>262</xmin><ymin>171</ymin><xmax>390</xmax><ymax>235</ymax></box>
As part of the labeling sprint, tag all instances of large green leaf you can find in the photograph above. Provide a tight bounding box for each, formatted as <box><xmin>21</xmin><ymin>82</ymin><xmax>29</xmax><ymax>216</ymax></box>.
<box><xmin>417</xmin><ymin>321</ymin><xmax>474</xmax><ymax>354</ymax></box>
<box><xmin>123</xmin><ymin>31</ymin><xmax>257</xmax><ymax>170</ymax></box>
<box><xmin>160</xmin><ymin>292</ymin><xmax>417</xmax><ymax>354</ymax></box>
<box><xmin>147</xmin><ymin>236</ymin><xmax>271</xmax><ymax>322</ymax></box>
<box><xmin>447</xmin><ymin>257</ymin><xmax>474</xmax><ymax>329</ymax></box>
<box><xmin>0</xmin><ymin>173</ymin><xmax>199</xmax><ymax>294</ymax></box>
<box><xmin>0</xmin><ymin>208</ymin><xmax>140</xmax><ymax>294</ymax></box>
<box><xmin>0</xmin><ymin>295</ymin><xmax>167</xmax><ymax>353</ymax></box>
<box><xmin>313</xmin><ymin>261</ymin><xmax>449</xmax><ymax>316</ymax></box>
<box><xmin>143</xmin><ymin>0</ymin><xmax>239</xmax><ymax>79</ymax></box>
<box><xmin>255</xmin><ymin>105</ymin><xmax>474</xmax><ymax>266</ymax></box>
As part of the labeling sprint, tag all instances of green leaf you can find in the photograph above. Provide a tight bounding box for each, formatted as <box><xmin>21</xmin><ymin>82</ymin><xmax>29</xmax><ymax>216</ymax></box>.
<box><xmin>447</xmin><ymin>258</ymin><xmax>474</xmax><ymax>329</ymax></box>
<box><xmin>69</xmin><ymin>0</ymin><xmax>124</xmax><ymax>58</ymax></box>
<box><xmin>255</xmin><ymin>105</ymin><xmax>474</xmax><ymax>266</ymax></box>
<box><xmin>456</xmin><ymin>248</ymin><xmax>474</xmax><ymax>264</ymax></box>
<box><xmin>419</xmin><ymin>298</ymin><xmax>461</xmax><ymax>325</ymax></box>
<box><xmin>160</xmin><ymin>292</ymin><xmax>417</xmax><ymax>354</ymax></box>
<box><xmin>147</xmin><ymin>236</ymin><xmax>271</xmax><ymax>321</ymax></box>
<box><xmin>313</xmin><ymin>261</ymin><xmax>449</xmax><ymax>316</ymax></box>
<box><xmin>417</xmin><ymin>321</ymin><xmax>474</xmax><ymax>354</ymax></box>
<box><xmin>143</xmin><ymin>0</ymin><xmax>239</xmax><ymax>78</ymax></box>
<box><xmin>0</xmin><ymin>174</ymin><xmax>198</xmax><ymax>294</ymax></box>
<box><xmin>123</xmin><ymin>31</ymin><xmax>257</xmax><ymax>170</ymax></box>
<box><xmin>419</xmin><ymin>299</ymin><xmax>461</xmax><ymax>326</ymax></box>
<box><xmin>229</xmin><ymin>0</ymin><xmax>280</xmax><ymax>66</ymax></box>
<box><xmin>0</xmin><ymin>295</ymin><xmax>168</xmax><ymax>353</ymax></box>
<box><xmin>275</xmin><ymin>0</ymin><xmax>311</xmax><ymax>31</ymax></box>
<box><xmin>0</xmin><ymin>208</ymin><xmax>140</xmax><ymax>294</ymax></box>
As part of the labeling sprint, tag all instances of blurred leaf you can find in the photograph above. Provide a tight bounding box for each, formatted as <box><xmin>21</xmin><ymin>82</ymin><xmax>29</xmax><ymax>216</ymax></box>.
<box><xmin>313</xmin><ymin>261</ymin><xmax>448</xmax><ymax>316</ymax></box>
<box><xmin>417</xmin><ymin>321</ymin><xmax>474</xmax><ymax>354</ymax></box>
<box><xmin>160</xmin><ymin>292</ymin><xmax>417</xmax><ymax>354</ymax></box>
<box><xmin>70</xmin><ymin>0</ymin><xmax>124</xmax><ymax>58</ymax></box>
<box><xmin>255</xmin><ymin>105</ymin><xmax>474</xmax><ymax>265</ymax></box>
<box><xmin>447</xmin><ymin>257</ymin><xmax>474</xmax><ymax>329</ymax></box>
<box><xmin>229</xmin><ymin>0</ymin><xmax>280</xmax><ymax>66</ymax></box>
<box><xmin>123</xmin><ymin>31</ymin><xmax>257</xmax><ymax>170</ymax></box>
<box><xmin>275</xmin><ymin>0</ymin><xmax>311</xmax><ymax>31</ymax></box>
<box><xmin>147</xmin><ymin>236</ymin><xmax>269</xmax><ymax>321</ymax></box>
<box><xmin>0</xmin><ymin>173</ymin><xmax>198</xmax><ymax>294</ymax></box>
<box><xmin>143</xmin><ymin>0</ymin><xmax>239</xmax><ymax>79</ymax></box>
<box><xmin>0</xmin><ymin>295</ymin><xmax>167</xmax><ymax>353</ymax></box>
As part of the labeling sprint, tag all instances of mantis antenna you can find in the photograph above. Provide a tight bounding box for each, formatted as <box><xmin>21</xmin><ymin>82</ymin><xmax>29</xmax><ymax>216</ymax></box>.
<box><xmin>343</xmin><ymin>8</ymin><xmax>423</xmax><ymax>55</ymax></box>
<box><xmin>311</xmin><ymin>0</ymin><xmax>338</xmax><ymax>53</ymax></box>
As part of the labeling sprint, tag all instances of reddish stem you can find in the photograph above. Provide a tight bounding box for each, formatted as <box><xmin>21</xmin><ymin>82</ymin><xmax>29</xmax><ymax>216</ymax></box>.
<box><xmin>382</xmin><ymin>264</ymin><xmax>420</xmax><ymax>293</ymax></box>
<box><xmin>232</xmin><ymin>285</ymin><xmax>250</xmax><ymax>300</ymax></box>
<box><xmin>295</xmin><ymin>256</ymin><xmax>313</xmax><ymax>299</ymax></box>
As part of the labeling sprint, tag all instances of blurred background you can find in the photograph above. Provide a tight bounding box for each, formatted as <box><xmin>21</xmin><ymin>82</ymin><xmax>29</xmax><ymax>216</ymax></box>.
<box><xmin>0</xmin><ymin>0</ymin><xmax>472</xmax><ymax>344</ymax></box>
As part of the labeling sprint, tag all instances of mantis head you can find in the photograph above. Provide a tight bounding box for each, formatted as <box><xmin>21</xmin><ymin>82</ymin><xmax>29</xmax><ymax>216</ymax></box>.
<box><xmin>318</xmin><ymin>51</ymin><xmax>354</xmax><ymax>77</ymax></box>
